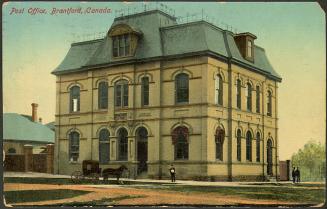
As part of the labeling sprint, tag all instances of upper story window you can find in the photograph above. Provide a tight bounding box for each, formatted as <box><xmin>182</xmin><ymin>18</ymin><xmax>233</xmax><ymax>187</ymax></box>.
<box><xmin>98</xmin><ymin>81</ymin><xmax>108</xmax><ymax>109</ymax></box>
<box><xmin>267</xmin><ymin>90</ymin><xmax>272</xmax><ymax>116</ymax></box>
<box><xmin>115</xmin><ymin>80</ymin><xmax>128</xmax><ymax>108</ymax></box>
<box><xmin>70</xmin><ymin>86</ymin><xmax>80</xmax><ymax>112</ymax></box>
<box><xmin>175</xmin><ymin>73</ymin><xmax>189</xmax><ymax>104</ymax></box>
<box><xmin>141</xmin><ymin>77</ymin><xmax>149</xmax><ymax>106</ymax></box>
<box><xmin>247</xmin><ymin>40</ymin><xmax>252</xmax><ymax>58</ymax></box>
<box><xmin>246</xmin><ymin>82</ymin><xmax>252</xmax><ymax>111</ymax></box>
<box><xmin>236</xmin><ymin>79</ymin><xmax>242</xmax><ymax>109</ymax></box>
<box><xmin>113</xmin><ymin>34</ymin><xmax>131</xmax><ymax>57</ymax></box>
<box><xmin>256</xmin><ymin>85</ymin><xmax>260</xmax><ymax>113</ymax></box>
<box><xmin>215</xmin><ymin>74</ymin><xmax>223</xmax><ymax>106</ymax></box>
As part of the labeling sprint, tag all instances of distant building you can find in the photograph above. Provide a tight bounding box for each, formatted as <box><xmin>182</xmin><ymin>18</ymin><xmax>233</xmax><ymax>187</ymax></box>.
<box><xmin>3</xmin><ymin>103</ymin><xmax>55</xmax><ymax>155</ymax></box>
<box><xmin>53</xmin><ymin>9</ymin><xmax>281</xmax><ymax>181</ymax></box>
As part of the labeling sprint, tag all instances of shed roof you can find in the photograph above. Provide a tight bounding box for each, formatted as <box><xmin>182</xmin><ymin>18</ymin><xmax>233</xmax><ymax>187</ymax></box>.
<box><xmin>3</xmin><ymin>113</ymin><xmax>55</xmax><ymax>144</ymax></box>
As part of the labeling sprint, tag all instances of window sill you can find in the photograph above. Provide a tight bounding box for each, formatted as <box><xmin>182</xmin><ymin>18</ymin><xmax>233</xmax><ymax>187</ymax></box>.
<box><xmin>69</xmin><ymin>161</ymin><xmax>80</xmax><ymax>164</ymax></box>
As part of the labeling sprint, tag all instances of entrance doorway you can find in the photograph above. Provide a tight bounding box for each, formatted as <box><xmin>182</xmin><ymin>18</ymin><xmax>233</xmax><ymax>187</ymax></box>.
<box><xmin>136</xmin><ymin>127</ymin><xmax>148</xmax><ymax>174</ymax></box>
<box><xmin>267</xmin><ymin>139</ymin><xmax>273</xmax><ymax>175</ymax></box>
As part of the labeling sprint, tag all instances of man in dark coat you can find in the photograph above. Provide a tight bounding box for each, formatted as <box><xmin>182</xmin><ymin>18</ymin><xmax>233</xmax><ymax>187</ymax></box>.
<box><xmin>295</xmin><ymin>167</ymin><xmax>301</xmax><ymax>183</ymax></box>
<box><xmin>169</xmin><ymin>164</ymin><xmax>176</xmax><ymax>182</ymax></box>
<box><xmin>292</xmin><ymin>167</ymin><xmax>295</xmax><ymax>183</ymax></box>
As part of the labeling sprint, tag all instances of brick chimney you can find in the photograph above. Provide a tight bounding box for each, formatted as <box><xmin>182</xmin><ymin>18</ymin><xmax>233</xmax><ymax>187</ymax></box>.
<box><xmin>31</xmin><ymin>103</ymin><xmax>38</xmax><ymax>122</ymax></box>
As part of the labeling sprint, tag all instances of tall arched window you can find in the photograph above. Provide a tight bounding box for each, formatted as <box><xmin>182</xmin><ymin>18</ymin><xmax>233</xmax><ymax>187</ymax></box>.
<box><xmin>115</xmin><ymin>80</ymin><xmax>128</xmax><ymax>108</ymax></box>
<box><xmin>246</xmin><ymin>83</ymin><xmax>252</xmax><ymax>111</ymax></box>
<box><xmin>256</xmin><ymin>85</ymin><xmax>260</xmax><ymax>113</ymax></box>
<box><xmin>117</xmin><ymin>128</ymin><xmax>128</xmax><ymax>161</ymax></box>
<box><xmin>215</xmin><ymin>127</ymin><xmax>225</xmax><ymax>161</ymax></box>
<box><xmin>136</xmin><ymin>127</ymin><xmax>148</xmax><ymax>173</ymax></box>
<box><xmin>215</xmin><ymin>74</ymin><xmax>223</xmax><ymax>106</ymax></box>
<box><xmin>141</xmin><ymin>77</ymin><xmax>149</xmax><ymax>106</ymax></box>
<box><xmin>246</xmin><ymin>131</ymin><xmax>252</xmax><ymax>162</ymax></box>
<box><xmin>267</xmin><ymin>91</ymin><xmax>272</xmax><ymax>116</ymax></box>
<box><xmin>69</xmin><ymin>131</ymin><xmax>80</xmax><ymax>162</ymax></box>
<box><xmin>98</xmin><ymin>81</ymin><xmax>108</xmax><ymax>109</ymax></box>
<box><xmin>267</xmin><ymin>139</ymin><xmax>273</xmax><ymax>175</ymax></box>
<box><xmin>172</xmin><ymin>126</ymin><xmax>189</xmax><ymax>160</ymax></box>
<box><xmin>236</xmin><ymin>79</ymin><xmax>242</xmax><ymax>109</ymax></box>
<box><xmin>256</xmin><ymin>132</ymin><xmax>260</xmax><ymax>162</ymax></box>
<box><xmin>99</xmin><ymin>129</ymin><xmax>110</xmax><ymax>164</ymax></box>
<box><xmin>175</xmin><ymin>73</ymin><xmax>189</xmax><ymax>104</ymax></box>
<box><xmin>70</xmin><ymin>86</ymin><xmax>80</xmax><ymax>112</ymax></box>
<box><xmin>237</xmin><ymin>129</ymin><xmax>242</xmax><ymax>161</ymax></box>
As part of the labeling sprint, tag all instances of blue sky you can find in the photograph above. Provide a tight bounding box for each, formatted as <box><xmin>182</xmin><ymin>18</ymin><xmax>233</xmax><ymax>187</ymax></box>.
<box><xmin>2</xmin><ymin>1</ymin><xmax>325</xmax><ymax>160</ymax></box>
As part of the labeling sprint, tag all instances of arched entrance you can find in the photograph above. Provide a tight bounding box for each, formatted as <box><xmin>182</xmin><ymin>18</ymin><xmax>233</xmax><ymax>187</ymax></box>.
<box><xmin>267</xmin><ymin>139</ymin><xmax>273</xmax><ymax>175</ymax></box>
<box><xmin>136</xmin><ymin>127</ymin><xmax>148</xmax><ymax>174</ymax></box>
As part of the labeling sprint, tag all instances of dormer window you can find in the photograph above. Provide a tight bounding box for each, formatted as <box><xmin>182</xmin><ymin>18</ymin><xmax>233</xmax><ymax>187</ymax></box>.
<box><xmin>234</xmin><ymin>32</ymin><xmax>257</xmax><ymax>62</ymax></box>
<box><xmin>108</xmin><ymin>23</ymin><xmax>142</xmax><ymax>59</ymax></box>
<box><xmin>113</xmin><ymin>34</ymin><xmax>131</xmax><ymax>57</ymax></box>
<box><xmin>247</xmin><ymin>40</ymin><xmax>252</xmax><ymax>58</ymax></box>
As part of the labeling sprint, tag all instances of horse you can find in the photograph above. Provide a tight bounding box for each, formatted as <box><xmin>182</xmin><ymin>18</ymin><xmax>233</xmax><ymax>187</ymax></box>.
<box><xmin>102</xmin><ymin>165</ymin><xmax>128</xmax><ymax>184</ymax></box>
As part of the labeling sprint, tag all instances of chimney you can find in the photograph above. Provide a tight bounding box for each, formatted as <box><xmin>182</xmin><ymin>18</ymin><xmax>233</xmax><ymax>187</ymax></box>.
<box><xmin>31</xmin><ymin>103</ymin><xmax>38</xmax><ymax>122</ymax></box>
<box><xmin>39</xmin><ymin>117</ymin><xmax>42</xmax><ymax>123</ymax></box>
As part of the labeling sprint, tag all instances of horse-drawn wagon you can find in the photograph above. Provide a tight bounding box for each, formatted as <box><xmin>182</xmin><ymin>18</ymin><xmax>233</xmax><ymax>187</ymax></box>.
<box><xmin>70</xmin><ymin>160</ymin><xmax>128</xmax><ymax>184</ymax></box>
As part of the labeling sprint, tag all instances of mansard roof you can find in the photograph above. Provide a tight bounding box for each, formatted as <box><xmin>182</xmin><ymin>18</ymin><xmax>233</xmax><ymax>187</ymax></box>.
<box><xmin>52</xmin><ymin>10</ymin><xmax>281</xmax><ymax>82</ymax></box>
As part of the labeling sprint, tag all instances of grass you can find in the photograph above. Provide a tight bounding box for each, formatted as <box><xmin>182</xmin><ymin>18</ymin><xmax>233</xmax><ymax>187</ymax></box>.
<box><xmin>138</xmin><ymin>184</ymin><xmax>325</xmax><ymax>204</ymax></box>
<box><xmin>50</xmin><ymin>195</ymin><xmax>145</xmax><ymax>206</ymax></box>
<box><xmin>4</xmin><ymin>189</ymin><xmax>90</xmax><ymax>204</ymax></box>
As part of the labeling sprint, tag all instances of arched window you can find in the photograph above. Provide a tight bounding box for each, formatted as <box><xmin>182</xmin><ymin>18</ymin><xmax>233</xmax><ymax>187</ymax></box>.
<box><xmin>98</xmin><ymin>81</ymin><xmax>108</xmax><ymax>109</ymax></box>
<box><xmin>99</xmin><ymin>129</ymin><xmax>110</xmax><ymax>164</ymax></box>
<box><xmin>8</xmin><ymin>148</ymin><xmax>16</xmax><ymax>154</ymax></box>
<box><xmin>70</xmin><ymin>86</ymin><xmax>80</xmax><ymax>112</ymax></box>
<box><xmin>136</xmin><ymin>127</ymin><xmax>148</xmax><ymax>173</ymax></box>
<box><xmin>256</xmin><ymin>132</ymin><xmax>260</xmax><ymax>162</ymax></box>
<box><xmin>256</xmin><ymin>86</ymin><xmax>260</xmax><ymax>113</ymax></box>
<box><xmin>115</xmin><ymin>80</ymin><xmax>128</xmax><ymax>108</ymax></box>
<box><xmin>267</xmin><ymin>139</ymin><xmax>273</xmax><ymax>175</ymax></box>
<box><xmin>141</xmin><ymin>77</ymin><xmax>149</xmax><ymax>106</ymax></box>
<box><xmin>69</xmin><ymin>131</ymin><xmax>80</xmax><ymax>162</ymax></box>
<box><xmin>215</xmin><ymin>74</ymin><xmax>223</xmax><ymax>106</ymax></box>
<box><xmin>215</xmin><ymin>127</ymin><xmax>225</xmax><ymax>161</ymax></box>
<box><xmin>246</xmin><ymin>131</ymin><xmax>252</xmax><ymax>162</ymax></box>
<box><xmin>236</xmin><ymin>79</ymin><xmax>242</xmax><ymax>109</ymax></box>
<box><xmin>117</xmin><ymin>128</ymin><xmax>128</xmax><ymax>161</ymax></box>
<box><xmin>172</xmin><ymin>126</ymin><xmax>189</xmax><ymax>160</ymax></box>
<box><xmin>175</xmin><ymin>73</ymin><xmax>189</xmax><ymax>104</ymax></box>
<box><xmin>246</xmin><ymin>83</ymin><xmax>252</xmax><ymax>111</ymax></box>
<box><xmin>237</xmin><ymin>129</ymin><xmax>241</xmax><ymax>161</ymax></box>
<box><xmin>267</xmin><ymin>91</ymin><xmax>272</xmax><ymax>116</ymax></box>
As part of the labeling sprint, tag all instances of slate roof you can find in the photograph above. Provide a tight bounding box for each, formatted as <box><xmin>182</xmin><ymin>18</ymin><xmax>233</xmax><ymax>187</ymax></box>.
<box><xmin>52</xmin><ymin>10</ymin><xmax>281</xmax><ymax>81</ymax></box>
<box><xmin>3</xmin><ymin>113</ymin><xmax>55</xmax><ymax>144</ymax></box>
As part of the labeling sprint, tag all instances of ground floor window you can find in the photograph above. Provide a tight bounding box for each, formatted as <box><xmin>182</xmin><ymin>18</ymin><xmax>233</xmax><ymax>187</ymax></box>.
<box><xmin>172</xmin><ymin>126</ymin><xmax>189</xmax><ymax>160</ymax></box>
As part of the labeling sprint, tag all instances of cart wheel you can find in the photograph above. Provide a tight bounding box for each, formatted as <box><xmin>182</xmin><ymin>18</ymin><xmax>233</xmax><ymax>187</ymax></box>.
<box><xmin>90</xmin><ymin>173</ymin><xmax>100</xmax><ymax>184</ymax></box>
<box><xmin>71</xmin><ymin>171</ymin><xmax>83</xmax><ymax>184</ymax></box>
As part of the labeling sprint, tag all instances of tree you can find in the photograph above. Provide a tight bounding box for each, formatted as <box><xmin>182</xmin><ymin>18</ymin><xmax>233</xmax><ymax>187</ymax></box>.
<box><xmin>291</xmin><ymin>141</ymin><xmax>325</xmax><ymax>181</ymax></box>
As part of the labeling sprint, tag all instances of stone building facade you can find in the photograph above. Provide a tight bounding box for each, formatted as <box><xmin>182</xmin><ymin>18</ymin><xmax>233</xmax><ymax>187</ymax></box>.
<box><xmin>52</xmin><ymin>9</ymin><xmax>282</xmax><ymax>181</ymax></box>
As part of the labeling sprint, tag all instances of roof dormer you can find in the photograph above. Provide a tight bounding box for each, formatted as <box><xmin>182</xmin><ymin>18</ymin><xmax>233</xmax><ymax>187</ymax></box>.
<box><xmin>234</xmin><ymin>32</ymin><xmax>257</xmax><ymax>62</ymax></box>
<box><xmin>108</xmin><ymin>24</ymin><xmax>143</xmax><ymax>59</ymax></box>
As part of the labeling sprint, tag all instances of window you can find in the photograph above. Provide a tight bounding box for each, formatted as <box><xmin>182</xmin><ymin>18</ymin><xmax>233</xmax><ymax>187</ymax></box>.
<box><xmin>141</xmin><ymin>77</ymin><xmax>149</xmax><ymax>106</ymax></box>
<box><xmin>215</xmin><ymin>127</ymin><xmax>225</xmax><ymax>161</ymax></box>
<box><xmin>247</xmin><ymin>40</ymin><xmax>252</xmax><ymax>58</ymax></box>
<box><xmin>98</xmin><ymin>81</ymin><xmax>108</xmax><ymax>109</ymax></box>
<box><xmin>215</xmin><ymin>75</ymin><xmax>223</xmax><ymax>106</ymax></box>
<box><xmin>246</xmin><ymin>83</ymin><xmax>252</xmax><ymax>111</ymax></box>
<box><xmin>175</xmin><ymin>73</ymin><xmax>189</xmax><ymax>104</ymax></box>
<box><xmin>237</xmin><ymin>129</ymin><xmax>241</xmax><ymax>161</ymax></box>
<box><xmin>117</xmin><ymin>128</ymin><xmax>128</xmax><ymax>161</ymax></box>
<box><xmin>69</xmin><ymin>131</ymin><xmax>80</xmax><ymax>162</ymax></box>
<box><xmin>8</xmin><ymin>148</ymin><xmax>16</xmax><ymax>154</ymax></box>
<box><xmin>267</xmin><ymin>91</ymin><xmax>272</xmax><ymax>116</ymax></box>
<box><xmin>256</xmin><ymin>132</ymin><xmax>260</xmax><ymax>162</ymax></box>
<box><xmin>246</xmin><ymin>131</ymin><xmax>252</xmax><ymax>162</ymax></box>
<box><xmin>236</xmin><ymin>79</ymin><xmax>242</xmax><ymax>109</ymax></box>
<box><xmin>256</xmin><ymin>86</ymin><xmax>260</xmax><ymax>113</ymax></box>
<box><xmin>172</xmin><ymin>126</ymin><xmax>189</xmax><ymax>160</ymax></box>
<box><xmin>70</xmin><ymin>86</ymin><xmax>80</xmax><ymax>112</ymax></box>
<box><xmin>99</xmin><ymin>129</ymin><xmax>110</xmax><ymax>164</ymax></box>
<box><xmin>115</xmin><ymin>80</ymin><xmax>128</xmax><ymax>108</ymax></box>
<box><xmin>113</xmin><ymin>34</ymin><xmax>130</xmax><ymax>57</ymax></box>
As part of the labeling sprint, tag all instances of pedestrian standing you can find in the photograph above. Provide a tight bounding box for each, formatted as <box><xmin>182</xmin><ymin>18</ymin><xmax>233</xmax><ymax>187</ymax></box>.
<box><xmin>169</xmin><ymin>164</ymin><xmax>176</xmax><ymax>182</ymax></box>
<box><xmin>292</xmin><ymin>167</ymin><xmax>296</xmax><ymax>183</ymax></box>
<box><xmin>296</xmin><ymin>167</ymin><xmax>301</xmax><ymax>183</ymax></box>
